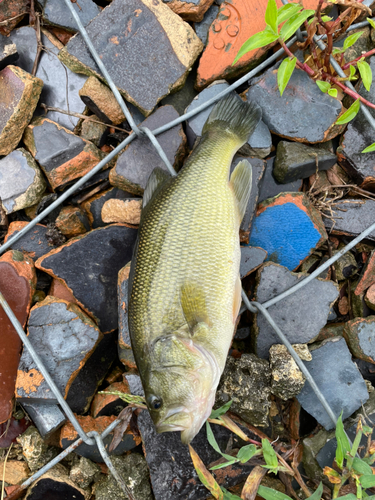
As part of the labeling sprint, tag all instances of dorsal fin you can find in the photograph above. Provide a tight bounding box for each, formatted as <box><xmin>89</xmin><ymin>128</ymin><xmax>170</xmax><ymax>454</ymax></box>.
<box><xmin>180</xmin><ymin>282</ymin><xmax>209</xmax><ymax>333</ymax></box>
<box><xmin>142</xmin><ymin>167</ymin><xmax>171</xmax><ymax>209</ymax></box>
<box><xmin>230</xmin><ymin>159</ymin><xmax>253</xmax><ymax>221</ymax></box>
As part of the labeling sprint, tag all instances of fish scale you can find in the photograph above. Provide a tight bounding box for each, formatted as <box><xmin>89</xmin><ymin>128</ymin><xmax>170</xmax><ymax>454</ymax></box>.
<box><xmin>128</xmin><ymin>93</ymin><xmax>262</xmax><ymax>443</ymax></box>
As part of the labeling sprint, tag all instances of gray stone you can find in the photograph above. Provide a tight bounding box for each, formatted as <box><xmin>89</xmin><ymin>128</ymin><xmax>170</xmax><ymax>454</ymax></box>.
<box><xmin>36</xmin><ymin>225</ymin><xmax>138</xmax><ymax>333</ymax></box>
<box><xmin>59</xmin><ymin>0</ymin><xmax>203</xmax><ymax>116</ymax></box>
<box><xmin>0</xmin><ymin>148</ymin><xmax>45</xmax><ymax>214</ymax></box>
<box><xmin>247</xmin><ymin>64</ymin><xmax>343</xmax><ymax>143</ymax></box>
<box><xmin>324</xmin><ymin>199</ymin><xmax>375</xmax><ymax>242</ymax></box>
<box><xmin>0</xmin><ymin>37</ymin><xmax>17</xmax><ymax>70</ymax></box>
<box><xmin>240</xmin><ymin>246</ymin><xmax>267</xmax><ymax>279</ymax></box>
<box><xmin>297</xmin><ymin>337</ymin><xmax>369</xmax><ymax>430</ymax></box>
<box><xmin>93</xmin><ymin>454</ymin><xmax>153</xmax><ymax>500</ymax></box>
<box><xmin>216</xmin><ymin>354</ymin><xmax>271</xmax><ymax>427</ymax></box>
<box><xmin>80</xmin><ymin>119</ymin><xmax>108</xmax><ymax>148</ymax></box>
<box><xmin>258</xmin><ymin>158</ymin><xmax>303</xmax><ymax>204</ymax></box>
<box><xmin>253</xmin><ymin>263</ymin><xmax>339</xmax><ymax>359</ymax></box>
<box><xmin>194</xmin><ymin>4</ymin><xmax>219</xmax><ymax>45</ymax></box>
<box><xmin>124</xmin><ymin>373</ymin><xmax>144</xmax><ymax>397</ymax></box>
<box><xmin>21</xmin><ymin>402</ymin><xmax>66</xmax><ymax>440</ymax></box>
<box><xmin>1</xmin><ymin>27</ymin><xmax>87</xmax><ymax>130</ymax></box>
<box><xmin>185</xmin><ymin>82</ymin><xmax>271</xmax><ymax>157</ymax></box>
<box><xmin>160</xmin><ymin>63</ymin><xmax>198</xmax><ymax>116</ymax></box>
<box><xmin>269</xmin><ymin>344</ymin><xmax>311</xmax><ymax>401</ymax></box>
<box><xmin>16</xmin><ymin>298</ymin><xmax>102</xmax><ymax>402</ymax></box>
<box><xmin>230</xmin><ymin>156</ymin><xmax>265</xmax><ymax>235</ymax></box>
<box><xmin>17</xmin><ymin>426</ymin><xmax>58</xmax><ymax>472</ymax></box>
<box><xmin>110</xmin><ymin>105</ymin><xmax>186</xmax><ymax>195</ymax></box>
<box><xmin>70</xmin><ymin>456</ymin><xmax>101</xmax><ymax>489</ymax></box>
<box><xmin>38</xmin><ymin>0</ymin><xmax>100</xmax><ymax>32</ymax></box>
<box><xmin>274</xmin><ymin>141</ymin><xmax>337</xmax><ymax>184</ymax></box>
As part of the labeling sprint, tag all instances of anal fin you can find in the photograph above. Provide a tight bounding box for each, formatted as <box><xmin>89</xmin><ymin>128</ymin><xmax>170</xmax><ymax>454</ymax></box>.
<box><xmin>230</xmin><ymin>159</ymin><xmax>252</xmax><ymax>222</ymax></box>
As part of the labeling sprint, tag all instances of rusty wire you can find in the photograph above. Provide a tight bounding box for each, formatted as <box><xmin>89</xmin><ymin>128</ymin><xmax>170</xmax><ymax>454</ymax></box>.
<box><xmin>1</xmin><ymin>3</ymin><xmax>375</xmax><ymax>498</ymax></box>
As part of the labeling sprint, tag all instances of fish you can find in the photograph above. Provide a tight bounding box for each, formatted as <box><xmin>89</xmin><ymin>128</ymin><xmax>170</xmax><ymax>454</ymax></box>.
<box><xmin>128</xmin><ymin>93</ymin><xmax>262</xmax><ymax>444</ymax></box>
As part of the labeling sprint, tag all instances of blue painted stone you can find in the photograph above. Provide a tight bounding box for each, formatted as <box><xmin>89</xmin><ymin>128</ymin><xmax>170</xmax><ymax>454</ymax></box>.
<box><xmin>250</xmin><ymin>193</ymin><xmax>327</xmax><ymax>271</ymax></box>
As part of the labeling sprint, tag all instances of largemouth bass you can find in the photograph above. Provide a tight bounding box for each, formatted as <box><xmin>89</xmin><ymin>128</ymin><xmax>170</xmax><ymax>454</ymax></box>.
<box><xmin>128</xmin><ymin>93</ymin><xmax>261</xmax><ymax>444</ymax></box>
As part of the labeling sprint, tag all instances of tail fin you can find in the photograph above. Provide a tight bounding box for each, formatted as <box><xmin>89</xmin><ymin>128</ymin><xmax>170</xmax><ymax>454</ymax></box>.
<box><xmin>202</xmin><ymin>92</ymin><xmax>262</xmax><ymax>144</ymax></box>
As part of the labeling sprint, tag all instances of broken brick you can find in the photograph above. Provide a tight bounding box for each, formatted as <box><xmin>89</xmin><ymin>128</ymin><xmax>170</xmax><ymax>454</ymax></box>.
<box><xmin>0</xmin><ymin>250</ymin><xmax>36</xmax><ymax>424</ymax></box>
<box><xmin>48</xmin><ymin>278</ymin><xmax>77</xmax><ymax>304</ymax></box>
<box><xmin>0</xmin><ymin>460</ymin><xmax>29</xmax><ymax>485</ymax></box>
<box><xmin>80</xmin><ymin>118</ymin><xmax>108</xmax><ymax>148</ymax></box>
<box><xmin>55</xmin><ymin>206</ymin><xmax>91</xmax><ymax>239</ymax></box>
<box><xmin>252</xmin><ymin>263</ymin><xmax>339</xmax><ymax>359</ymax></box>
<box><xmin>36</xmin><ymin>224</ymin><xmax>137</xmax><ymax>333</ymax></box>
<box><xmin>21</xmin><ymin>402</ymin><xmax>66</xmax><ymax>440</ymax></box>
<box><xmin>2</xmin><ymin>26</ymin><xmax>88</xmax><ymax>130</ymax></box>
<box><xmin>258</xmin><ymin>157</ymin><xmax>303</xmax><ymax>204</ymax></box>
<box><xmin>101</xmin><ymin>198</ymin><xmax>142</xmax><ymax>225</ymax></box>
<box><xmin>246</xmin><ymin>60</ymin><xmax>344</xmax><ymax>143</ymax></box>
<box><xmin>4</xmin><ymin>222</ymin><xmax>57</xmax><ymax>261</ymax></box>
<box><xmin>249</xmin><ymin>192</ymin><xmax>327</xmax><ymax>271</ymax></box>
<box><xmin>60</xmin><ymin>415</ymin><xmax>141</xmax><ymax>462</ymax></box>
<box><xmin>16</xmin><ymin>296</ymin><xmax>102</xmax><ymax>403</ymax></box>
<box><xmin>81</xmin><ymin>187</ymin><xmax>134</xmax><ymax>229</ymax></box>
<box><xmin>0</xmin><ymin>0</ymin><xmax>30</xmax><ymax>36</ymax></box>
<box><xmin>240</xmin><ymin>246</ymin><xmax>267</xmax><ymax>279</ymax></box>
<box><xmin>344</xmin><ymin>317</ymin><xmax>375</xmax><ymax>363</ymax></box>
<box><xmin>196</xmin><ymin>0</ymin><xmax>320</xmax><ymax>89</ymax></box>
<box><xmin>324</xmin><ymin>199</ymin><xmax>375</xmax><ymax>242</ymax></box>
<box><xmin>91</xmin><ymin>380</ymin><xmax>130</xmax><ymax>418</ymax></box>
<box><xmin>59</xmin><ymin>0</ymin><xmax>203</xmax><ymax>116</ymax></box>
<box><xmin>110</xmin><ymin>105</ymin><xmax>186</xmax><ymax>195</ymax></box>
<box><xmin>38</xmin><ymin>0</ymin><xmax>100</xmax><ymax>32</ymax></box>
<box><xmin>79</xmin><ymin>76</ymin><xmax>127</xmax><ymax>125</ymax></box>
<box><xmin>0</xmin><ymin>66</ymin><xmax>43</xmax><ymax>155</ymax></box>
<box><xmin>163</xmin><ymin>0</ymin><xmax>214</xmax><ymax>22</ymax></box>
<box><xmin>0</xmin><ymin>148</ymin><xmax>45</xmax><ymax>214</ymax></box>
<box><xmin>365</xmin><ymin>283</ymin><xmax>375</xmax><ymax>309</ymax></box>
<box><xmin>297</xmin><ymin>337</ymin><xmax>369</xmax><ymax>430</ymax></box>
<box><xmin>274</xmin><ymin>141</ymin><xmax>337</xmax><ymax>183</ymax></box>
<box><xmin>23</xmin><ymin>117</ymin><xmax>106</xmax><ymax>190</ymax></box>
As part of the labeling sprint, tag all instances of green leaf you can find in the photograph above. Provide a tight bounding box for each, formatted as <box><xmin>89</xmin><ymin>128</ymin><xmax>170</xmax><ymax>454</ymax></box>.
<box><xmin>332</xmin><ymin>47</ymin><xmax>345</xmax><ymax>55</ymax></box>
<box><xmin>308</xmin><ymin>482</ymin><xmax>323</xmax><ymax>500</ymax></box>
<box><xmin>321</xmin><ymin>15</ymin><xmax>332</xmax><ymax>22</ymax></box>
<box><xmin>233</xmin><ymin>28</ymin><xmax>279</xmax><ymax>65</ymax></box>
<box><xmin>210</xmin><ymin>401</ymin><xmax>232</xmax><ymax>419</ymax></box>
<box><xmin>333</xmin><ymin>495</ymin><xmax>357</xmax><ymax>500</ymax></box>
<box><xmin>206</xmin><ymin>422</ymin><xmax>234</xmax><ymax>462</ymax></box>
<box><xmin>277</xmin><ymin>57</ymin><xmax>297</xmax><ymax>96</ymax></box>
<box><xmin>277</xmin><ymin>3</ymin><xmax>302</xmax><ymax>25</ymax></box>
<box><xmin>316</xmin><ymin>80</ymin><xmax>331</xmax><ymax>93</ymax></box>
<box><xmin>362</xmin><ymin>452</ymin><xmax>375</xmax><ymax>463</ymax></box>
<box><xmin>221</xmin><ymin>487</ymin><xmax>242</xmax><ymax>500</ymax></box>
<box><xmin>362</xmin><ymin>142</ymin><xmax>375</xmax><ymax>153</ymax></box>
<box><xmin>358</xmin><ymin>60</ymin><xmax>372</xmax><ymax>91</ymax></box>
<box><xmin>352</xmin><ymin>457</ymin><xmax>373</xmax><ymax>475</ymax></box>
<box><xmin>343</xmin><ymin>31</ymin><xmax>364</xmax><ymax>51</ymax></box>
<box><xmin>335</xmin><ymin>411</ymin><xmax>351</xmax><ymax>468</ymax></box>
<box><xmin>367</xmin><ymin>17</ymin><xmax>375</xmax><ymax>30</ymax></box>
<box><xmin>349</xmin><ymin>64</ymin><xmax>357</xmax><ymax>80</ymax></box>
<box><xmin>279</xmin><ymin>10</ymin><xmax>315</xmax><ymax>41</ymax></box>
<box><xmin>328</xmin><ymin>88</ymin><xmax>338</xmax><ymax>98</ymax></box>
<box><xmin>237</xmin><ymin>444</ymin><xmax>258</xmax><ymax>463</ymax></box>
<box><xmin>265</xmin><ymin>0</ymin><xmax>278</xmax><ymax>34</ymax></box>
<box><xmin>360</xmin><ymin>475</ymin><xmax>375</xmax><ymax>488</ymax></box>
<box><xmin>258</xmin><ymin>485</ymin><xmax>294</xmax><ymax>500</ymax></box>
<box><xmin>362</xmin><ymin>425</ymin><xmax>373</xmax><ymax>435</ymax></box>
<box><xmin>336</xmin><ymin>99</ymin><xmax>360</xmax><ymax>125</ymax></box>
<box><xmin>210</xmin><ymin>459</ymin><xmax>238</xmax><ymax>471</ymax></box>
<box><xmin>262</xmin><ymin>439</ymin><xmax>278</xmax><ymax>468</ymax></box>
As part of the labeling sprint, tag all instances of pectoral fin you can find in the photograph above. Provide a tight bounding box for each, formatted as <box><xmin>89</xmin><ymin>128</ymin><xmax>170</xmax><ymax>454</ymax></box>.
<box><xmin>143</xmin><ymin>167</ymin><xmax>171</xmax><ymax>209</ymax></box>
<box><xmin>180</xmin><ymin>282</ymin><xmax>209</xmax><ymax>333</ymax></box>
<box><xmin>230</xmin><ymin>159</ymin><xmax>252</xmax><ymax>221</ymax></box>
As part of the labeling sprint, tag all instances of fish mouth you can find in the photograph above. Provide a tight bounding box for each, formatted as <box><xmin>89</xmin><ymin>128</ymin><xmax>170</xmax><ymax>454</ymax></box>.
<box><xmin>156</xmin><ymin>406</ymin><xmax>192</xmax><ymax>434</ymax></box>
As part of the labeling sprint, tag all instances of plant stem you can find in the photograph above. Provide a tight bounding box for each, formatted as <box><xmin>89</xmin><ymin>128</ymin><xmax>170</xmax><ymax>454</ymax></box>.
<box><xmin>280</xmin><ymin>40</ymin><xmax>315</xmax><ymax>76</ymax></box>
<box><xmin>324</xmin><ymin>73</ymin><xmax>375</xmax><ymax>109</ymax></box>
<box><xmin>342</xmin><ymin>48</ymin><xmax>375</xmax><ymax>69</ymax></box>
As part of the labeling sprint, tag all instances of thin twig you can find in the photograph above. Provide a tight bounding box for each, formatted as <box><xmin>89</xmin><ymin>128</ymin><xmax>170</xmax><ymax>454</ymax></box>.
<box><xmin>1</xmin><ymin>443</ymin><xmax>12</xmax><ymax>500</ymax></box>
<box><xmin>0</xmin><ymin>12</ymin><xmax>29</xmax><ymax>26</ymax></box>
<box><xmin>32</xmin><ymin>13</ymin><xmax>43</xmax><ymax>76</ymax></box>
<box><xmin>342</xmin><ymin>47</ymin><xmax>375</xmax><ymax>69</ymax></box>
<box><xmin>40</xmin><ymin>104</ymin><xmax>128</xmax><ymax>133</ymax></box>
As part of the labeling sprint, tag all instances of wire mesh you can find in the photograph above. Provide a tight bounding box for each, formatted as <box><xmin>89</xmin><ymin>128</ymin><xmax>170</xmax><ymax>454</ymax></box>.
<box><xmin>1</xmin><ymin>3</ymin><xmax>375</xmax><ymax>498</ymax></box>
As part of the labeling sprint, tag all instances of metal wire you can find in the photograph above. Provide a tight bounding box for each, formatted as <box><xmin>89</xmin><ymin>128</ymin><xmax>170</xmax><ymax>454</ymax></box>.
<box><xmin>1</xmin><ymin>5</ymin><xmax>375</xmax><ymax>498</ymax></box>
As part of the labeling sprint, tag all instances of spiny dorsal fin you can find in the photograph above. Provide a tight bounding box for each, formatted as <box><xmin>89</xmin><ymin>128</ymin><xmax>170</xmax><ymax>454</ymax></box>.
<box><xmin>180</xmin><ymin>282</ymin><xmax>209</xmax><ymax>333</ymax></box>
<box><xmin>230</xmin><ymin>159</ymin><xmax>252</xmax><ymax>222</ymax></box>
<box><xmin>142</xmin><ymin>167</ymin><xmax>171</xmax><ymax>209</ymax></box>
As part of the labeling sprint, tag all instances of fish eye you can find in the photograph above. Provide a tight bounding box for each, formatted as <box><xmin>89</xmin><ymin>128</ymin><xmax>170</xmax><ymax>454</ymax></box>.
<box><xmin>148</xmin><ymin>395</ymin><xmax>163</xmax><ymax>410</ymax></box>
